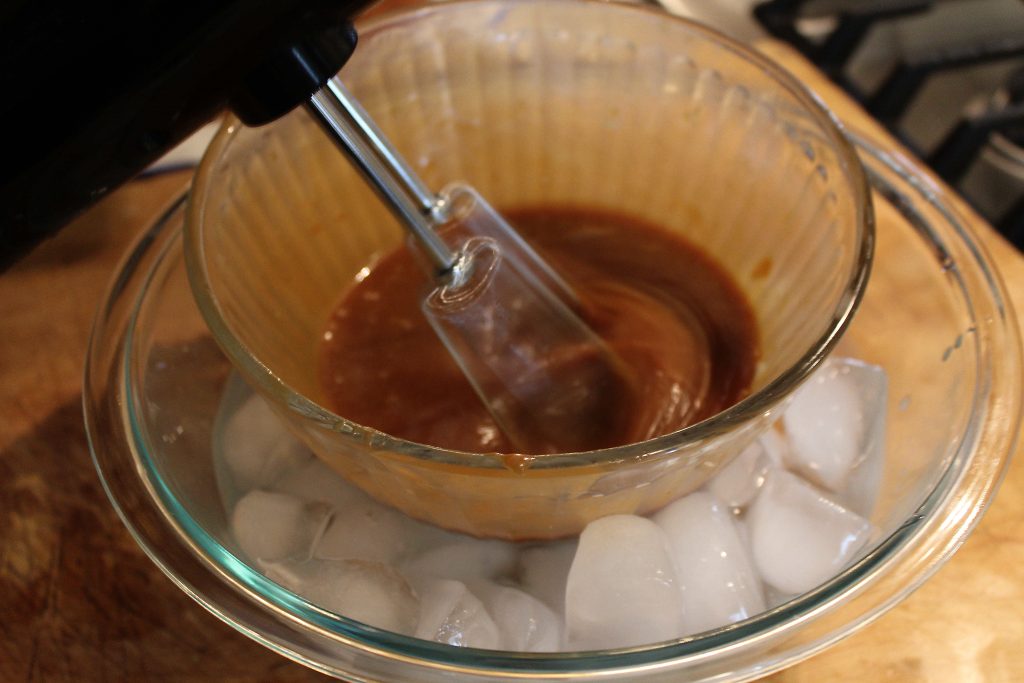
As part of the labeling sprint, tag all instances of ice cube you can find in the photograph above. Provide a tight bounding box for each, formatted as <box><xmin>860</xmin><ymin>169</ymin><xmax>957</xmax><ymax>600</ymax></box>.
<box><xmin>314</xmin><ymin>501</ymin><xmax>418</xmax><ymax>565</ymax></box>
<box><xmin>314</xmin><ymin>496</ymin><xmax>458</xmax><ymax>564</ymax></box>
<box><xmin>564</xmin><ymin>515</ymin><xmax>685</xmax><ymax>650</ymax></box>
<box><xmin>705</xmin><ymin>432</ymin><xmax>783</xmax><ymax>509</ymax></box>
<box><xmin>517</xmin><ymin>539</ymin><xmax>578</xmax><ymax>613</ymax></box>
<box><xmin>222</xmin><ymin>395</ymin><xmax>312</xmax><ymax>493</ymax></box>
<box><xmin>401</xmin><ymin>539</ymin><xmax>519</xmax><ymax>585</ymax></box>
<box><xmin>653</xmin><ymin>492</ymin><xmax>765</xmax><ymax>634</ymax></box>
<box><xmin>265</xmin><ymin>558</ymin><xmax>418</xmax><ymax>634</ymax></box>
<box><xmin>734</xmin><ymin>517</ymin><xmax>752</xmax><ymax>550</ymax></box>
<box><xmin>782</xmin><ymin>358</ymin><xmax>885</xmax><ymax>492</ymax></box>
<box><xmin>837</xmin><ymin>429</ymin><xmax>885</xmax><ymax>519</ymax></box>
<box><xmin>764</xmin><ymin>584</ymin><xmax>799</xmax><ymax>609</ymax></box>
<box><xmin>470</xmin><ymin>581</ymin><xmax>564</xmax><ymax>652</ymax></box>
<box><xmin>231</xmin><ymin>490</ymin><xmax>329</xmax><ymax>562</ymax></box>
<box><xmin>272</xmin><ymin>457</ymin><xmax>370</xmax><ymax>511</ymax></box>
<box><xmin>747</xmin><ymin>470</ymin><xmax>872</xmax><ymax>595</ymax></box>
<box><xmin>412</xmin><ymin>577</ymin><xmax>501</xmax><ymax>648</ymax></box>
<box><xmin>831</xmin><ymin>362</ymin><xmax>887</xmax><ymax>518</ymax></box>
<box><xmin>759</xmin><ymin>427</ymin><xmax>789</xmax><ymax>465</ymax></box>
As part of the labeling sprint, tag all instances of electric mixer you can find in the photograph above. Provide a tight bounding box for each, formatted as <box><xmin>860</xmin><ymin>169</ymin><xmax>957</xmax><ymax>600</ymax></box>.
<box><xmin>1</xmin><ymin>0</ymin><xmax>632</xmax><ymax>453</ymax></box>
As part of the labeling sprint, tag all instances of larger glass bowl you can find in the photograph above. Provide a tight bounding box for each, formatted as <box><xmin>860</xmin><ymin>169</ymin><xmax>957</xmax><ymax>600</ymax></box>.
<box><xmin>182</xmin><ymin>0</ymin><xmax>873</xmax><ymax>539</ymax></box>
<box><xmin>85</xmin><ymin>126</ymin><xmax>1020</xmax><ymax>679</ymax></box>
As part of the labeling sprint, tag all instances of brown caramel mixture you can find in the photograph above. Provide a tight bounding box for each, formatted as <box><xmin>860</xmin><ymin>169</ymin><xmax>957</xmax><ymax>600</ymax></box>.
<box><xmin>320</xmin><ymin>206</ymin><xmax>758</xmax><ymax>453</ymax></box>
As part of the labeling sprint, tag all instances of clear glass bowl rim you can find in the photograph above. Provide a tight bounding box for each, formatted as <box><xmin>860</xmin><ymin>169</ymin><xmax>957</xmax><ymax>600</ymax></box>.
<box><xmin>182</xmin><ymin>0</ymin><xmax>876</xmax><ymax>468</ymax></box>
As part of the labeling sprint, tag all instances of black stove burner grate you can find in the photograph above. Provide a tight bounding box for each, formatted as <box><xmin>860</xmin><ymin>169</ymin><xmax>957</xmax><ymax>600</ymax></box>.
<box><xmin>754</xmin><ymin>0</ymin><xmax>1024</xmax><ymax>248</ymax></box>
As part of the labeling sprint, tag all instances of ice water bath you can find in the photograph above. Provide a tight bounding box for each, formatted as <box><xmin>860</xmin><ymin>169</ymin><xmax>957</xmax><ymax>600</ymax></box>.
<box><xmin>215</xmin><ymin>355</ymin><xmax>886</xmax><ymax>651</ymax></box>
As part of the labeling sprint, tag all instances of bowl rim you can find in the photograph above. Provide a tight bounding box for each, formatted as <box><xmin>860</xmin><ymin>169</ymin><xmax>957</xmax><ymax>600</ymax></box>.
<box><xmin>86</xmin><ymin>130</ymin><xmax>1022</xmax><ymax>680</ymax></box>
<box><xmin>182</xmin><ymin>0</ymin><xmax>876</xmax><ymax>468</ymax></box>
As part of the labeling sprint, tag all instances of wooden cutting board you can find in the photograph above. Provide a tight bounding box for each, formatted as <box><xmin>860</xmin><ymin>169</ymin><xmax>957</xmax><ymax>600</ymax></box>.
<box><xmin>1</xmin><ymin>40</ymin><xmax>1021</xmax><ymax>682</ymax></box>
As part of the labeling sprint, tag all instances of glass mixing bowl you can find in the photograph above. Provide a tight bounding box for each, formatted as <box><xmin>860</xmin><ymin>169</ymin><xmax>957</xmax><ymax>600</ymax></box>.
<box><xmin>183</xmin><ymin>0</ymin><xmax>873</xmax><ymax>539</ymax></box>
<box><xmin>85</xmin><ymin>130</ymin><xmax>1020</xmax><ymax>681</ymax></box>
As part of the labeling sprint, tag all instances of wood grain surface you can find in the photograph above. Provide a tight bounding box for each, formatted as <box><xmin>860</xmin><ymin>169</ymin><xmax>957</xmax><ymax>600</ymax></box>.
<box><xmin>1</xmin><ymin>42</ymin><xmax>1022</xmax><ymax>683</ymax></box>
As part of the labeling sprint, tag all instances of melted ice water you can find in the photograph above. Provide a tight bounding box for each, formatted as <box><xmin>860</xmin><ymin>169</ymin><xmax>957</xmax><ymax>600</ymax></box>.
<box><xmin>213</xmin><ymin>357</ymin><xmax>886</xmax><ymax>652</ymax></box>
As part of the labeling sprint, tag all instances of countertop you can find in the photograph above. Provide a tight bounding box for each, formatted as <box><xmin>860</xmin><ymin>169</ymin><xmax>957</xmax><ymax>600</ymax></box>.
<box><xmin>1</xmin><ymin>42</ymin><xmax>1022</xmax><ymax>682</ymax></box>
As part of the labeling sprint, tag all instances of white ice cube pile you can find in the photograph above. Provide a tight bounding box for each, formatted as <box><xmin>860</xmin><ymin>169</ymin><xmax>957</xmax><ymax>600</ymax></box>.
<box><xmin>218</xmin><ymin>357</ymin><xmax>887</xmax><ymax>651</ymax></box>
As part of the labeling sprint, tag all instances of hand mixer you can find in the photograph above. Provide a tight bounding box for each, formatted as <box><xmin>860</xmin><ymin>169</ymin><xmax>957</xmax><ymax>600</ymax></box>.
<box><xmin>1</xmin><ymin>0</ymin><xmax>631</xmax><ymax>454</ymax></box>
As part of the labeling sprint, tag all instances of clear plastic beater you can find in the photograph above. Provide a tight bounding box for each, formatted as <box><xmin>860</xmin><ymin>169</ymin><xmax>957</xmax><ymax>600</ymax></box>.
<box><xmin>305</xmin><ymin>77</ymin><xmax>630</xmax><ymax>454</ymax></box>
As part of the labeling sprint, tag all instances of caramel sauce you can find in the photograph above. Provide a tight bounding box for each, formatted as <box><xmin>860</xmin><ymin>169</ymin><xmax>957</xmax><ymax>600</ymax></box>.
<box><xmin>319</xmin><ymin>206</ymin><xmax>759</xmax><ymax>454</ymax></box>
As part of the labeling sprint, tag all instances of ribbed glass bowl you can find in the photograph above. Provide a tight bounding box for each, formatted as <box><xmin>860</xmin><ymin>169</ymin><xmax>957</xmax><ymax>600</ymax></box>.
<box><xmin>85</xmin><ymin>129</ymin><xmax>1020</xmax><ymax>680</ymax></box>
<box><xmin>183</xmin><ymin>0</ymin><xmax>873</xmax><ymax>539</ymax></box>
